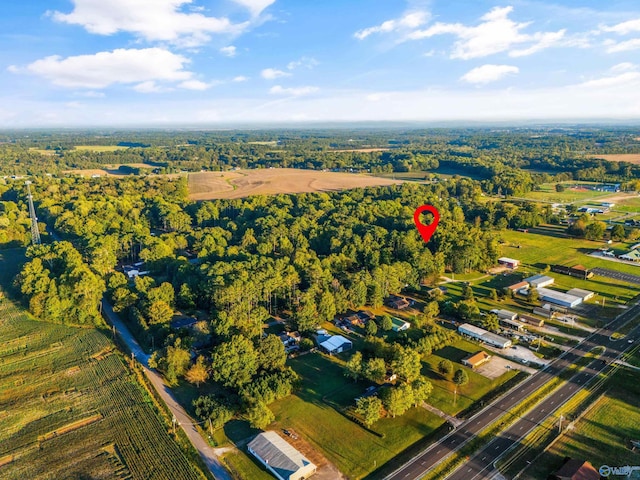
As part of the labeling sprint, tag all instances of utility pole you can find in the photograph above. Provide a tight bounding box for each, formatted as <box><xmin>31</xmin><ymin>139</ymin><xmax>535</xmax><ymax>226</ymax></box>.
<box><xmin>558</xmin><ymin>414</ymin><xmax>564</xmax><ymax>433</ymax></box>
<box><xmin>172</xmin><ymin>416</ymin><xmax>177</xmax><ymax>435</ymax></box>
<box><xmin>25</xmin><ymin>181</ymin><xmax>41</xmax><ymax>245</ymax></box>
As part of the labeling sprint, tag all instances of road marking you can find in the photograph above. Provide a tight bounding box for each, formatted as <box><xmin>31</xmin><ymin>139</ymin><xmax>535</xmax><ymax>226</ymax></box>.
<box><xmin>482</xmin><ymin>456</ymin><xmax>486</xmax><ymax>461</ymax></box>
<box><xmin>519</xmin><ymin>426</ymin><xmax>523</xmax><ymax>430</ymax></box>
<box><xmin>495</xmin><ymin>445</ymin><xmax>501</xmax><ymax>450</ymax></box>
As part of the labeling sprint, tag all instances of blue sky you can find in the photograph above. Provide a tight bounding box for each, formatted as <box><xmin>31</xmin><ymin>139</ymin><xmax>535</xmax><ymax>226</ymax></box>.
<box><xmin>1</xmin><ymin>0</ymin><xmax>640</xmax><ymax>126</ymax></box>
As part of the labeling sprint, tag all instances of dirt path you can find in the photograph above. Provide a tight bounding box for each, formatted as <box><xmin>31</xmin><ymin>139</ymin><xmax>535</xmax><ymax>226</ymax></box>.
<box><xmin>101</xmin><ymin>301</ymin><xmax>232</xmax><ymax>480</ymax></box>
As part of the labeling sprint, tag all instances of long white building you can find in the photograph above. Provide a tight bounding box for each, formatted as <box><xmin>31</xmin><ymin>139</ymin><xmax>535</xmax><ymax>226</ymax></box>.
<box><xmin>458</xmin><ymin>323</ymin><xmax>512</xmax><ymax>349</ymax></box>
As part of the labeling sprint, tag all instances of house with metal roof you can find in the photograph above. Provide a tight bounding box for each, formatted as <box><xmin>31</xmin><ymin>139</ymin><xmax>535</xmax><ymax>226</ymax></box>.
<box><xmin>248</xmin><ymin>431</ymin><xmax>317</xmax><ymax>480</ymax></box>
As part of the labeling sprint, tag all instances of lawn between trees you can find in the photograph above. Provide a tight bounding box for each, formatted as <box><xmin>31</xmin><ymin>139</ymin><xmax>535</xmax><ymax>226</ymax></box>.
<box><xmin>216</xmin><ymin>336</ymin><xmax>520</xmax><ymax>480</ymax></box>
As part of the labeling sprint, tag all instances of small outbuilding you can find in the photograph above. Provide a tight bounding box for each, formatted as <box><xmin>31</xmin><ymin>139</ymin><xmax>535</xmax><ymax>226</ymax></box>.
<box><xmin>491</xmin><ymin>309</ymin><xmax>518</xmax><ymax>321</ymax></box>
<box><xmin>462</xmin><ymin>351</ymin><xmax>491</xmax><ymax>369</ymax></box>
<box><xmin>319</xmin><ymin>335</ymin><xmax>352</xmax><ymax>354</ymax></box>
<box><xmin>248</xmin><ymin>431</ymin><xmax>317</xmax><ymax>480</ymax></box>
<box><xmin>391</xmin><ymin>317</ymin><xmax>410</xmax><ymax>332</ymax></box>
<box><xmin>524</xmin><ymin>274</ymin><xmax>555</xmax><ymax>288</ymax></box>
<box><xmin>498</xmin><ymin>257</ymin><xmax>520</xmax><ymax>269</ymax></box>
<box><xmin>505</xmin><ymin>281</ymin><xmax>528</xmax><ymax>293</ymax></box>
<box><xmin>620</xmin><ymin>249</ymin><xmax>640</xmax><ymax>262</ymax></box>
<box><xmin>549</xmin><ymin>458</ymin><xmax>600</xmax><ymax>480</ymax></box>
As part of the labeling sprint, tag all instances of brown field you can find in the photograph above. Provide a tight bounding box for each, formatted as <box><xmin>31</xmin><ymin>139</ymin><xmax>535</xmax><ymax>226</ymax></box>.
<box><xmin>64</xmin><ymin>163</ymin><xmax>156</xmax><ymax>177</ymax></box>
<box><xmin>188</xmin><ymin>168</ymin><xmax>403</xmax><ymax>200</ymax></box>
<box><xmin>589</xmin><ymin>153</ymin><xmax>640</xmax><ymax>164</ymax></box>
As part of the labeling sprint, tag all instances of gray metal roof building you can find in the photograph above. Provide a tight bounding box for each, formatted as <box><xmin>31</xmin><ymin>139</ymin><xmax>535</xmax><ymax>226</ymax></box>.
<box><xmin>248</xmin><ymin>431</ymin><xmax>317</xmax><ymax>480</ymax></box>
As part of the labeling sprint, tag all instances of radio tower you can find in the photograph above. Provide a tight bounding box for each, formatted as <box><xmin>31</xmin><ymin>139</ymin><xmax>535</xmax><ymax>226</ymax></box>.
<box><xmin>25</xmin><ymin>181</ymin><xmax>41</xmax><ymax>245</ymax></box>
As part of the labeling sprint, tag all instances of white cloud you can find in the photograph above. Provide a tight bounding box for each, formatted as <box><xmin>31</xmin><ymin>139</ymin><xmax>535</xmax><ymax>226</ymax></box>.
<box><xmin>232</xmin><ymin>0</ymin><xmax>275</xmax><ymax>17</ymax></box>
<box><xmin>391</xmin><ymin>6</ymin><xmax>567</xmax><ymax>60</ymax></box>
<box><xmin>601</xmin><ymin>18</ymin><xmax>640</xmax><ymax>35</ymax></box>
<box><xmin>51</xmin><ymin>0</ymin><xmax>248</xmax><ymax>47</ymax></box>
<box><xmin>133</xmin><ymin>81</ymin><xmax>167</xmax><ymax>93</ymax></box>
<box><xmin>610</xmin><ymin>62</ymin><xmax>637</xmax><ymax>73</ymax></box>
<box><xmin>179</xmin><ymin>80</ymin><xmax>212</xmax><ymax>90</ymax></box>
<box><xmin>287</xmin><ymin>56</ymin><xmax>318</xmax><ymax>70</ymax></box>
<box><xmin>269</xmin><ymin>85</ymin><xmax>319</xmax><ymax>96</ymax></box>
<box><xmin>261</xmin><ymin>68</ymin><xmax>291</xmax><ymax>80</ymax></box>
<box><xmin>14</xmin><ymin>48</ymin><xmax>193</xmax><ymax>89</ymax></box>
<box><xmin>220</xmin><ymin>46</ymin><xmax>237</xmax><ymax>57</ymax></box>
<box><xmin>461</xmin><ymin>64</ymin><xmax>519</xmax><ymax>84</ymax></box>
<box><xmin>578</xmin><ymin>71</ymin><xmax>640</xmax><ymax>88</ymax></box>
<box><xmin>606</xmin><ymin>38</ymin><xmax>640</xmax><ymax>53</ymax></box>
<box><xmin>233</xmin><ymin>75</ymin><xmax>249</xmax><ymax>82</ymax></box>
<box><xmin>355</xmin><ymin>11</ymin><xmax>429</xmax><ymax>40</ymax></box>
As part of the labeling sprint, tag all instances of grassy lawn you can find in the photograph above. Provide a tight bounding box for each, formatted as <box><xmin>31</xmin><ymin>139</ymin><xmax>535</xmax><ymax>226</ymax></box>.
<box><xmin>422</xmin><ymin>339</ymin><xmax>519</xmax><ymax>416</ymax></box>
<box><xmin>223</xmin><ymin>353</ymin><xmax>445</xmax><ymax>480</ymax></box>
<box><xmin>521</xmin><ymin>182</ymin><xmax>615</xmax><ymax>203</ymax></box>
<box><xmin>522</xmin><ymin>353</ymin><xmax>640</xmax><ymax>480</ymax></box>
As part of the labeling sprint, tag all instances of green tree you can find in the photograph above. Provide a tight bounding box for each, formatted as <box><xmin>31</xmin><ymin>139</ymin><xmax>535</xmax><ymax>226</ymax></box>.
<box><xmin>462</xmin><ymin>284</ymin><xmax>474</xmax><ymax>300</ymax></box>
<box><xmin>585</xmin><ymin>221</ymin><xmax>606</xmax><ymax>240</ymax></box>
<box><xmin>210</xmin><ymin>336</ymin><xmax>258</xmax><ymax>388</ymax></box>
<box><xmin>481</xmin><ymin>313</ymin><xmax>499</xmax><ymax>332</ymax></box>
<box><xmin>438</xmin><ymin>359</ymin><xmax>453</xmax><ymax>377</ymax></box>
<box><xmin>489</xmin><ymin>288</ymin><xmax>498</xmax><ymax>301</ymax></box>
<box><xmin>411</xmin><ymin>376</ymin><xmax>433</xmax><ymax>406</ymax></box>
<box><xmin>257</xmin><ymin>334</ymin><xmax>287</xmax><ymax>371</ymax></box>
<box><xmin>381</xmin><ymin>315</ymin><xmax>393</xmax><ymax>331</ymax></box>
<box><xmin>611</xmin><ymin>224</ymin><xmax>626</xmax><ymax>241</ymax></box>
<box><xmin>318</xmin><ymin>290</ymin><xmax>337</xmax><ymax>322</ymax></box>
<box><xmin>453</xmin><ymin>368</ymin><xmax>469</xmax><ymax>387</ymax></box>
<box><xmin>147</xmin><ymin>300</ymin><xmax>173</xmax><ymax>325</ymax></box>
<box><xmin>193</xmin><ymin>395</ymin><xmax>236</xmax><ymax>428</ymax></box>
<box><xmin>364</xmin><ymin>357</ymin><xmax>386</xmax><ymax>383</ymax></box>
<box><xmin>382</xmin><ymin>384</ymin><xmax>413</xmax><ymax>418</ymax></box>
<box><xmin>392</xmin><ymin>347</ymin><xmax>422</xmax><ymax>383</ymax></box>
<box><xmin>245</xmin><ymin>401</ymin><xmax>274</xmax><ymax>429</ymax></box>
<box><xmin>345</xmin><ymin>351</ymin><xmax>364</xmax><ymax>381</ymax></box>
<box><xmin>355</xmin><ymin>396</ymin><xmax>383</xmax><ymax>427</ymax></box>
<box><xmin>527</xmin><ymin>288</ymin><xmax>539</xmax><ymax>305</ymax></box>
<box><xmin>423</xmin><ymin>301</ymin><xmax>440</xmax><ymax>320</ymax></box>
<box><xmin>366</xmin><ymin>319</ymin><xmax>378</xmax><ymax>336</ymax></box>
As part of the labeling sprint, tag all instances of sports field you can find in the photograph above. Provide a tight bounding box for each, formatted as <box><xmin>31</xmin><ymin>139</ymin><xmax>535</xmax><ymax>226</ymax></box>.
<box><xmin>0</xmin><ymin>296</ymin><xmax>203</xmax><ymax>480</ymax></box>
<box><xmin>188</xmin><ymin>168</ymin><xmax>403</xmax><ymax>200</ymax></box>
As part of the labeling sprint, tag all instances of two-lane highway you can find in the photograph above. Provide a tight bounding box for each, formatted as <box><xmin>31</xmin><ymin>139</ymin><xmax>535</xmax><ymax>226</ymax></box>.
<box><xmin>386</xmin><ymin>299</ymin><xmax>640</xmax><ymax>480</ymax></box>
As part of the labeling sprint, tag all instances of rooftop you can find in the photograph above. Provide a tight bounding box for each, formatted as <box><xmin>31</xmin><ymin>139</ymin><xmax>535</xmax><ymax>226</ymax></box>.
<box><xmin>248</xmin><ymin>431</ymin><xmax>315</xmax><ymax>479</ymax></box>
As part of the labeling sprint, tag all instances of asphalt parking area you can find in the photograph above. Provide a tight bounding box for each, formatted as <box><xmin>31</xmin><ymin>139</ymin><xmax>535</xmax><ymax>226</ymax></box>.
<box><xmin>475</xmin><ymin>355</ymin><xmax>535</xmax><ymax>378</ymax></box>
<box><xmin>592</xmin><ymin>267</ymin><xmax>640</xmax><ymax>285</ymax></box>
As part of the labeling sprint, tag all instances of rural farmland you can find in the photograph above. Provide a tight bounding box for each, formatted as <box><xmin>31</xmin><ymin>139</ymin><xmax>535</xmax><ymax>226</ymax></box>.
<box><xmin>0</xmin><ymin>295</ymin><xmax>204</xmax><ymax>480</ymax></box>
<box><xmin>188</xmin><ymin>169</ymin><xmax>403</xmax><ymax>200</ymax></box>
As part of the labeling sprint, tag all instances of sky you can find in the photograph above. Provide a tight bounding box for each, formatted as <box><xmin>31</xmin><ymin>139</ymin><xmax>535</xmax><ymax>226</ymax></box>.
<box><xmin>1</xmin><ymin>0</ymin><xmax>640</xmax><ymax>127</ymax></box>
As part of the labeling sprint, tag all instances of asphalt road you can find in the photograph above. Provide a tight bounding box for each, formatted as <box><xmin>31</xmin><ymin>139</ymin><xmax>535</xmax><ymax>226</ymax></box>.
<box><xmin>386</xmin><ymin>299</ymin><xmax>640</xmax><ymax>480</ymax></box>
<box><xmin>102</xmin><ymin>300</ymin><xmax>232</xmax><ymax>480</ymax></box>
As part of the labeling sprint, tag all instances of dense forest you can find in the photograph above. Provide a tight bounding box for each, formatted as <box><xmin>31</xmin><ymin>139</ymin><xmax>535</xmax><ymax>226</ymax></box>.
<box><xmin>2</xmin><ymin>127</ymin><xmax>640</xmax><ymax>192</ymax></box>
<box><xmin>1</xmin><ymin>126</ymin><xmax>639</xmax><ymax>426</ymax></box>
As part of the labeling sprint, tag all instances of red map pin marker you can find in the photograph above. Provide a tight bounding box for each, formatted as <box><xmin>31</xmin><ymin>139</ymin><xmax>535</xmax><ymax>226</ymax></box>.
<box><xmin>414</xmin><ymin>205</ymin><xmax>440</xmax><ymax>243</ymax></box>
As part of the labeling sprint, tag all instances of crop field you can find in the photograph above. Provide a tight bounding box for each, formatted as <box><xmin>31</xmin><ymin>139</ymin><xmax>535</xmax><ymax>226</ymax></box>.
<box><xmin>188</xmin><ymin>169</ymin><xmax>403</xmax><ymax>200</ymax></box>
<box><xmin>589</xmin><ymin>153</ymin><xmax>640</xmax><ymax>164</ymax></box>
<box><xmin>0</xmin><ymin>297</ymin><xmax>203</xmax><ymax>480</ymax></box>
<box><xmin>64</xmin><ymin>164</ymin><xmax>157</xmax><ymax>177</ymax></box>
<box><xmin>73</xmin><ymin>145</ymin><xmax>129</xmax><ymax>152</ymax></box>
<box><xmin>521</xmin><ymin>352</ymin><xmax>640</xmax><ymax>480</ymax></box>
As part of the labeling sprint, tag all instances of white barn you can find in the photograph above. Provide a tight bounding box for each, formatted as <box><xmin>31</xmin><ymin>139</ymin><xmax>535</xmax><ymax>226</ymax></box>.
<box><xmin>248</xmin><ymin>431</ymin><xmax>316</xmax><ymax>480</ymax></box>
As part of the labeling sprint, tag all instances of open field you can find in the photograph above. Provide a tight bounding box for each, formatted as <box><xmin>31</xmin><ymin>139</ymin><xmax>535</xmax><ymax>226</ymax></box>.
<box><xmin>188</xmin><ymin>169</ymin><xmax>403</xmax><ymax>200</ymax></box>
<box><xmin>521</xmin><ymin>181</ymin><xmax>625</xmax><ymax>203</ymax></box>
<box><xmin>0</xmin><ymin>296</ymin><xmax>203</xmax><ymax>480</ymax></box>
<box><xmin>73</xmin><ymin>145</ymin><xmax>129</xmax><ymax>152</ymax></box>
<box><xmin>589</xmin><ymin>153</ymin><xmax>640</xmax><ymax>163</ymax></box>
<box><xmin>329</xmin><ymin>148</ymin><xmax>391</xmax><ymax>153</ymax></box>
<box><xmin>64</xmin><ymin>163</ymin><xmax>157</xmax><ymax>177</ymax></box>
<box><xmin>521</xmin><ymin>352</ymin><xmax>640</xmax><ymax>480</ymax></box>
